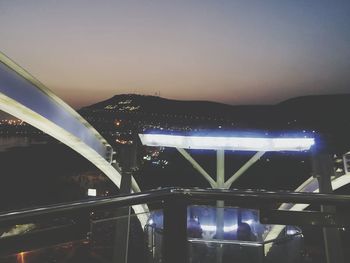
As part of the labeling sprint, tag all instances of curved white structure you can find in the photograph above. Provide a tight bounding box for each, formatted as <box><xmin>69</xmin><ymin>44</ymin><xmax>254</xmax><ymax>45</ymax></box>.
<box><xmin>0</xmin><ymin>52</ymin><xmax>148</xmax><ymax>225</ymax></box>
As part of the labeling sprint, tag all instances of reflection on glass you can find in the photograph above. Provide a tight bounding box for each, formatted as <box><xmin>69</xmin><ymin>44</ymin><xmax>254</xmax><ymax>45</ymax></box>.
<box><xmin>146</xmin><ymin>206</ymin><xmax>303</xmax><ymax>263</ymax></box>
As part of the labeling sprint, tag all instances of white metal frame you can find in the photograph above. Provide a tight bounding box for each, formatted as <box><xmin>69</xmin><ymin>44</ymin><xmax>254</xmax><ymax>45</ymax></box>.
<box><xmin>264</xmin><ymin>172</ymin><xmax>350</xmax><ymax>255</ymax></box>
<box><xmin>140</xmin><ymin>133</ymin><xmax>315</xmax><ymax>190</ymax></box>
<box><xmin>176</xmin><ymin>147</ymin><xmax>265</xmax><ymax>189</ymax></box>
<box><xmin>0</xmin><ymin>53</ymin><xmax>148</xmax><ymax>225</ymax></box>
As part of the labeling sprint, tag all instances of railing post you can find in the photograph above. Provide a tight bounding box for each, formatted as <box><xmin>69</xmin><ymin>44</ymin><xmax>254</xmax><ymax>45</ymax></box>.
<box><xmin>163</xmin><ymin>196</ymin><xmax>188</xmax><ymax>263</ymax></box>
<box><xmin>113</xmin><ymin>142</ymin><xmax>137</xmax><ymax>263</ymax></box>
<box><xmin>112</xmin><ymin>171</ymin><xmax>132</xmax><ymax>263</ymax></box>
<box><xmin>312</xmin><ymin>149</ymin><xmax>344</xmax><ymax>263</ymax></box>
<box><xmin>216</xmin><ymin>150</ymin><xmax>225</xmax><ymax>263</ymax></box>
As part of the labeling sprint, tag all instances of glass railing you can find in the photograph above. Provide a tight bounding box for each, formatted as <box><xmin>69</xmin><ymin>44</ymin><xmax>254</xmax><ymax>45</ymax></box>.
<box><xmin>0</xmin><ymin>187</ymin><xmax>349</xmax><ymax>263</ymax></box>
<box><xmin>188</xmin><ymin>239</ymin><xmax>264</xmax><ymax>263</ymax></box>
<box><xmin>144</xmin><ymin>206</ymin><xmax>303</xmax><ymax>263</ymax></box>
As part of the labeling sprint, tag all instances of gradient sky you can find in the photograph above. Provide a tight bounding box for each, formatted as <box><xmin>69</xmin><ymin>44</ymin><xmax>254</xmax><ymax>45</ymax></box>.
<box><xmin>1</xmin><ymin>0</ymin><xmax>350</xmax><ymax>109</ymax></box>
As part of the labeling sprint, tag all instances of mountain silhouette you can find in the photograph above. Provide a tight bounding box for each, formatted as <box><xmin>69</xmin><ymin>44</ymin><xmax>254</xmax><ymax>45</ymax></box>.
<box><xmin>80</xmin><ymin>93</ymin><xmax>350</xmax><ymax>152</ymax></box>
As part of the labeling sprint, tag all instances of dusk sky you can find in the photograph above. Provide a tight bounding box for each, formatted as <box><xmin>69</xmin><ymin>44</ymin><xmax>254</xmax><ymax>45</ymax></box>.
<box><xmin>1</xmin><ymin>0</ymin><xmax>350</xmax><ymax>109</ymax></box>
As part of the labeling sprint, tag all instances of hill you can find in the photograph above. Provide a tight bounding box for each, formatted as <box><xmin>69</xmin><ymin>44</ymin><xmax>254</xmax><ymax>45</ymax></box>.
<box><xmin>80</xmin><ymin>93</ymin><xmax>350</xmax><ymax>152</ymax></box>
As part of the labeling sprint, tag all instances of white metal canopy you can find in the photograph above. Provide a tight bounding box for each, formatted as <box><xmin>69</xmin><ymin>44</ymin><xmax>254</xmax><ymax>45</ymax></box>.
<box><xmin>139</xmin><ymin>133</ymin><xmax>315</xmax><ymax>152</ymax></box>
<box><xmin>139</xmin><ymin>133</ymin><xmax>315</xmax><ymax>188</ymax></box>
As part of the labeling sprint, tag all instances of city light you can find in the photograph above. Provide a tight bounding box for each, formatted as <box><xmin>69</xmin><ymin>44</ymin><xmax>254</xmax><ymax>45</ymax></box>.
<box><xmin>139</xmin><ymin>134</ymin><xmax>315</xmax><ymax>151</ymax></box>
<box><xmin>87</xmin><ymin>188</ymin><xmax>97</xmax><ymax>196</ymax></box>
<box><xmin>17</xmin><ymin>252</ymin><xmax>25</xmax><ymax>263</ymax></box>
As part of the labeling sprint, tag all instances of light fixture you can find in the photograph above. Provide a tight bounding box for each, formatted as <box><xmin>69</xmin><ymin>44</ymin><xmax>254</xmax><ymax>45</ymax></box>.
<box><xmin>139</xmin><ymin>134</ymin><xmax>315</xmax><ymax>152</ymax></box>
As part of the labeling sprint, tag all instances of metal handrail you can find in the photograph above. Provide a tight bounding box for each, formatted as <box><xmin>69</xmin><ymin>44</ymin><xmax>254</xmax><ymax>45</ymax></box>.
<box><xmin>0</xmin><ymin>187</ymin><xmax>349</xmax><ymax>263</ymax></box>
<box><xmin>1</xmin><ymin>187</ymin><xmax>350</xmax><ymax>225</ymax></box>
<box><xmin>0</xmin><ymin>188</ymin><xmax>171</xmax><ymax>225</ymax></box>
<box><xmin>171</xmin><ymin>188</ymin><xmax>350</xmax><ymax>204</ymax></box>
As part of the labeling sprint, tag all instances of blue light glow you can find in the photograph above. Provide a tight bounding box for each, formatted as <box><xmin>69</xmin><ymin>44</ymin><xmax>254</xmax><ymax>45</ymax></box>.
<box><xmin>201</xmin><ymin>224</ymin><xmax>238</xmax><ymax>232</ymax></box>
<box><xmin>139</xmin><ymin>133</ymin><xmax>315</xmax><ymax>152</ymax></box>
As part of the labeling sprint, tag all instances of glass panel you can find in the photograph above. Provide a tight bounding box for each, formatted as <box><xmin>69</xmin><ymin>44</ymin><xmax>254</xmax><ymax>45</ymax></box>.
<box><xmin>89</xmin><ymin>209</ymin><xmax>152</xmax><ymax>263</ymax></box>
<box><xmin>185</xmin><ymin>205</ymin><xmax>304</xmax><ymax>263</ymax></box>
<box><xmin>144</xmin><ymin>210</ymin><xmax>163</xmax><ymax>263</ymax></box>
<box><xmin>0</xmin><ymin>205</ymin><xmax>157</xmax><ymax>263</ymax></box>
<box><xmin>188</xmin><ymin>239</ymin><xmax>264</xmax><ymax>263</ymax></box>
<box><xmin>144</xmin><ymin>205</ymin><xmax>306</xmax><ymax>263</ymax></box>
<box><xmin>264</xmin><ymin>233</ymin><xmax>304</xmax><ymax>263</ymax></box>
<box><xmin>187</xmin><ymin>205</ymin><xmax>300</xmax><ymax>242</ymax></box>
<box><xmin>0</xmin><ymin>202</ymin><xmax>348</xmax><ymax>262</ymax></box>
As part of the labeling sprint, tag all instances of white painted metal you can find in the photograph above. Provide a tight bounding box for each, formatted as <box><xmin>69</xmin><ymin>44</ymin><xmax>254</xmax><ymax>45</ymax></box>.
<box><xmin>176</xmin><ymin>148</ymin><xmax>216</xmax><ymax>187</ymax></box>
<box><xmin>224</xmin><ymin>151</ymin><xmax>265</xmax><ymax>188</ymax></box>
<box><xmin>216</xmin><ymin>150</ymin><xmax>225</xmax><ymax>263</ymax></box>
<box><xmin>264</xmin><ymin>173</ymin><xmax>350</xmax><ymax>255</ymax></box>
<box><xmin>216</xmin><ymin>150</ymin><xmax>225</xmax><ymax>188</ymax></box>
<box><xmin>0</xmin><ymin>53</ymin><xmax>111</xmax><ymax>161</ymax></box>
<box><xmin>343</xmin><ymin>153</ymin><xmax>350</xmax><ymax>174</ymax></box>
<box><xmin>0</xmin><ymin>52</ymin><xmax>148</xmax><ymax>225</ymax></box>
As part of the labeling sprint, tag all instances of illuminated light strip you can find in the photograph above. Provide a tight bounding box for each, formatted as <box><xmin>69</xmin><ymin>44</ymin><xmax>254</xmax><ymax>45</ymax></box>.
<box><xmin>201</xmin><ymin>224</ymin><xmax>238</xmax><ymax>232</ymax></box>
<box><xmin>200</xmin><ymin>220</ymin><xmax>254</xmax><ymax>232</ymax></box>
<box><xmin>139</xmin><ymin>134</ymin><xmax>315</xmax><ymax>151</ymax></box>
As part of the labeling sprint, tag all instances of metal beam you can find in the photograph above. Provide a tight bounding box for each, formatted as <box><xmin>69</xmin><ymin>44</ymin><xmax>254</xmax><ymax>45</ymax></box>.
<box><xmin>177</xmin><ymin>148</ymin><xmax>216</xmax><ymax>188</ymax></box>
<box><xmin>216</xmin><ymin>150</ymin><xmax>225</xmax><ymax>188</ymax></box>
<box><xmin>265</xmin><ymin>173</ymin><xmax>350</xmax><ymax>255</ymax></box>
<box><xmin>265</xmin><ymin>153</ymin><xmax>350</xmax><ymax>257</ymax></box>
<box><xmin>113</xmin><ymin>177</ymin><xmax>132</xmax><ymax>263</ymax></box>
<box><xmin>163</xmin><ymin>198</ymin><xmax>188</xmax><ymax>263</ymax></box>
<box><xmin>224</xmin><ymin>151</ymin><xmax>265</xmax><ymax>189</ymax></box>
<box><xmin>113</xmin><ymin>144</ymin><xmax>137</xmax><ymax>263</ymax></box>
<box><xmin>0</xmin><ymin>52</ymin><xmax>148</xmax><ymax>226</ymax></box>
<box><xmin>215</xmin><ymin>150</ymin><xmax>225</xmax><ymax>263</ymax></box>
<box><xmin>0</xmin><ymin>53</ymin><xmax>111</xmax><ymax>161</ymax></box>
<box><xmin>313</xmin><ymin>152</ymin><xmax>344</xmax><ymax>263</ymax></box>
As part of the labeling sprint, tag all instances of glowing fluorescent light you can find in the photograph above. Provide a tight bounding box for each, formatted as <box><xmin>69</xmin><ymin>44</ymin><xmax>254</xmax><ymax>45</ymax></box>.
<box><xmin>201</xmin><ymin>224</ymin><xmax>238</xmax><ymax>232</ymax></box>
<box><xmin>139</xmin><ymin>134</ymin><xmax>315</xmax><ymax>152</ymax></box>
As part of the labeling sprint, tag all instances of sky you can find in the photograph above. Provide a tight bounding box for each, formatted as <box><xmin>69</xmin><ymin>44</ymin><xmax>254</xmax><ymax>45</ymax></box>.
<box><xmin>0</xmin><ymin>0</ymin><xmax>350</xmax><ymax>109</ymax></box>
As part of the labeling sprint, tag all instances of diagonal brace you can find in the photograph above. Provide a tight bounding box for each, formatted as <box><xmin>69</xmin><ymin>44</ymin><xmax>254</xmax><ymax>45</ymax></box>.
<box><xmin>224</xmin><ymin>151</ymin><xmax>265</xmax><ymax>189</ymax></box>
<box><xmin>176</xmin><ymin>148</ymin><xmax>217</xmax><ymax>188</ymax></box>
